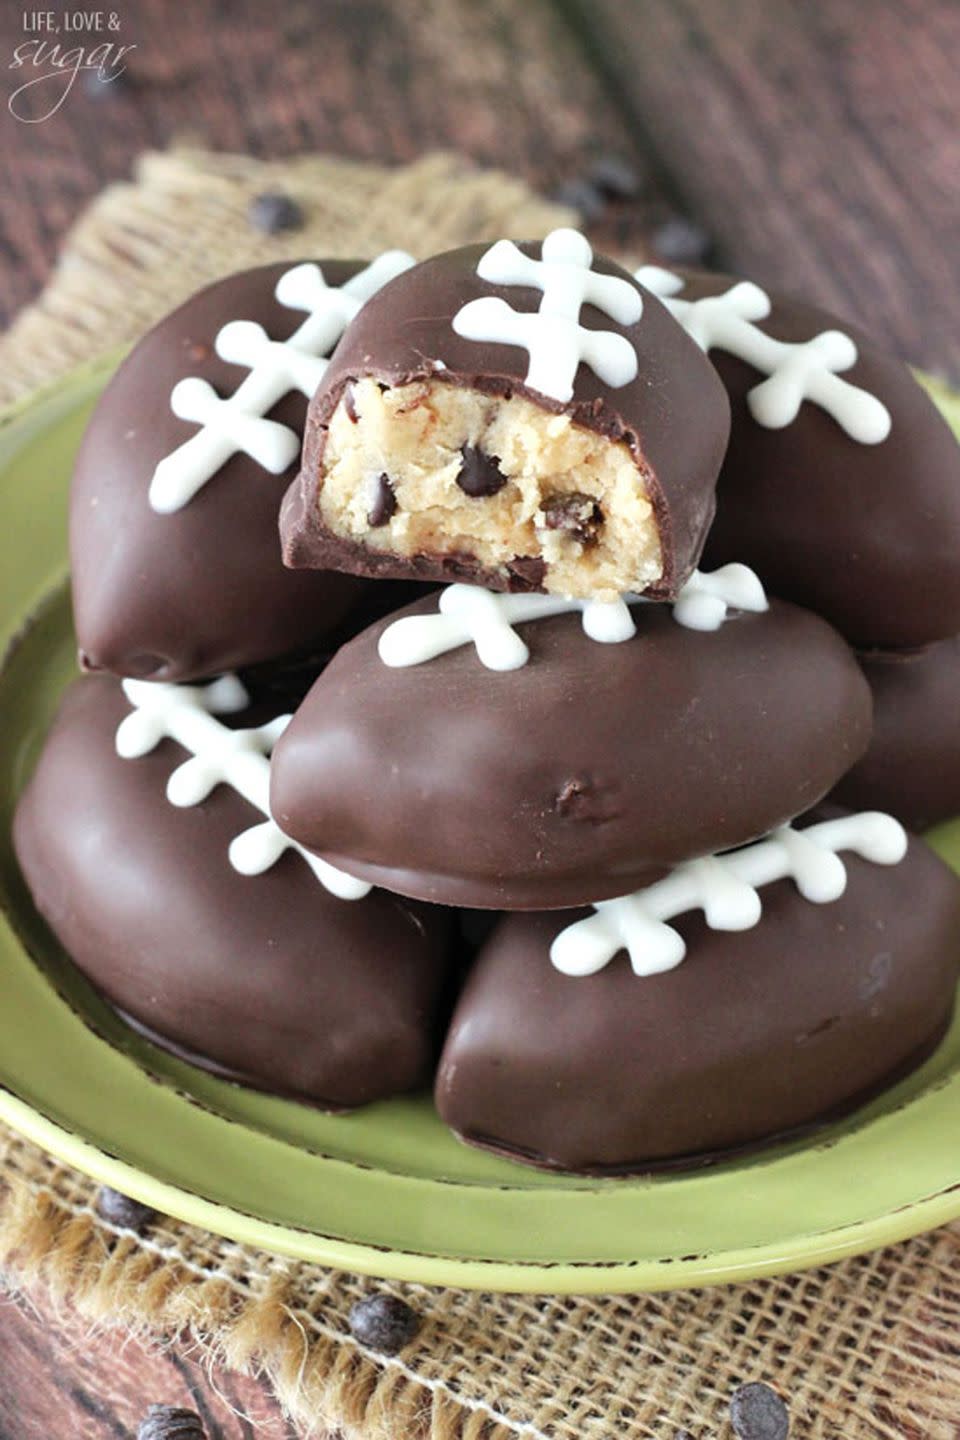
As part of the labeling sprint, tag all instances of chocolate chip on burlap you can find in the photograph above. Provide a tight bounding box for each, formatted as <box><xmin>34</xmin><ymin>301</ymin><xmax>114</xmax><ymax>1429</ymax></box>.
<box><xmin>95</xmin><ymin>1185</ymin><xmax>157</xmax><ymax>1234</ymax></box>
<box><xmin>349</xmin><ymin>1294</ymin><xmax>422</xmax><ymax>1355</ymax></box>
<box><xmin>730</xmin><ymin>1382</ymin><xmax>790</xmax><ymax>1440</ymax></box>
<box><xmin>247</xmin><ymin>192</ymin><xmax>305</xmax><ymax>234</ymax></box>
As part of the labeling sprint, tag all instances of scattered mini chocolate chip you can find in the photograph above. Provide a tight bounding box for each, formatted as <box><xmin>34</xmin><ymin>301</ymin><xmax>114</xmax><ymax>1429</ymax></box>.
<box><xmin>95</xmin><ymin>1185</ymin><xmax>157</xmax><ymax>1234</ymax></box>
<box><xmin>248</xmin><ymin>192</ymin><xmax>304</xmax><ymax>235</ymax></box>
<box><xmin>344</xmin><ymin>383</ymin><xmax>361</xmax><ymax>423</ymax></box>
<box><xmin>137</xmin><ymin>1405</ymin><xmax>206</xmax><ymax>1440</ymax></box>
<box><xmin>366</xmin><ymin>473</ymin><xmax>397</xmax><ymax>528</ymax></box>
<box><xmin>349</xmin><ymin>1293</ymin><xmax>422</xmax><ymax>1355</ymax></box>
<box><xmin>651</xmin><ymin>215</ymin><xmax>713</xmax><ymax>267</ymax></box>
<box><xmin>457</xmin><ymin>445</ymin><xmax>508</xmax><ymax>498</ymax></box>
<box><xmin>730</xmin><ymin>1381</ymin><xmax>790</xmax><ymax>1440</ymax></box>
<box><xmin>539</xmin><ymin>492</ymin><xmax>603</xmax><ymax>546</ymax></box>
<box><xmin>587</xmin><ymin>152</ymin><xmax>640</xmax><ymax>200</ymax></box>
<box><xmin>549</xmin><ymin>177</ymin><xmax>607</xmax><ymax>223</ymax></box>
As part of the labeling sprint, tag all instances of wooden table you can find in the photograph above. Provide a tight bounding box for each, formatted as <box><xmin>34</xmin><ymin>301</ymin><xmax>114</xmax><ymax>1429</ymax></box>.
<box><xmin>0</xmin><ymin>3</ymin><xmax>958</xmax><ymax>1435</ymax></box>
<box><xmin>0</xmin><ymin>0</ymin><xmax>958</xmax><ymax>375</ymax></box>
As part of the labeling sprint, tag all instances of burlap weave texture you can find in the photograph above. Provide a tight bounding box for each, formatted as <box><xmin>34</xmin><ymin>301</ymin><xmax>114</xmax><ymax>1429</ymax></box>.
<box><xmin>1</xmin><ymin>147</ymin><xmax>959</xmax><ymax>1440</ymax></box>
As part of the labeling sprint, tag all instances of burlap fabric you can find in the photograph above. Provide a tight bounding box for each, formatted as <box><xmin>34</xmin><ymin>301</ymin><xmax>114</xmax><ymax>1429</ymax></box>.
<box><xmin>1</xmin><ymin>147</ymin><xmax>959</xmax><ymax>1440</ymax></box>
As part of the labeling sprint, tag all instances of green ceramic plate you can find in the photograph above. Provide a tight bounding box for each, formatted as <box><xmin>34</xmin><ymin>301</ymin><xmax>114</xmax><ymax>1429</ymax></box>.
<box><xmin>1</xmin><ymin>355</ymin><xmax>959</xmax><ymax>1295</ymax></box>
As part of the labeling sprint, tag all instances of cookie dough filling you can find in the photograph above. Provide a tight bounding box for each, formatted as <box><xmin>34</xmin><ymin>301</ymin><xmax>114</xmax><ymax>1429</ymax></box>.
<box><xmin>317</xmin><ymin>377</ymin><xmax>663</xmax><ymax>601</ymax></box>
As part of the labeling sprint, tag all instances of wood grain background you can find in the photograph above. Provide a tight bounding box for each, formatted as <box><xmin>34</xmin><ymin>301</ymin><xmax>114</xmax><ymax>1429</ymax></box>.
<box><xmin>0</xmin><ymin>0</ymin><xmax>957</xmax><ymax>372</ymax></box>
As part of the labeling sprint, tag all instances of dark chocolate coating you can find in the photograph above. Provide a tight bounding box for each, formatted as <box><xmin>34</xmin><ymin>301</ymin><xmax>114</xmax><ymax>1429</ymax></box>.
<box><xmin>280</xmin><ymin>243</ymin><xmax>731</xmax><ymax>598</ymax></box>
<box><xmin>676</xmin><ymin>269</ymin><xmax>960</xmax><ymax>648</ymax></box>
<box><xmin>12</xmin><ymin>676</ymin><xmax>453</xmax><ymax>1108</ymax></box>
<box><xmin>435</xmin><ymin>830</ymin><xmax>960</xmax><ymax>1172</ymax></box>
<box><xmin>270</xmin><ymin>594</ymin><xmax>873</xmax><ymax>909</ymax></box>
<box><xmin>70</xmin><ymin>261</ymin><xmax>371</xmax><ymax>683</ymax></box>
<box><xmin>833</xmin><ymin>635</ymin><xmax>960</xmax><ymax>831</ymax></box>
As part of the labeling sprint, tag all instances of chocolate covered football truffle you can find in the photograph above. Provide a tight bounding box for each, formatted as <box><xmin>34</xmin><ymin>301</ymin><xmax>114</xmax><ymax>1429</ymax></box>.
<box><xmin>833</xmin><ymin>635</ymin><xmax>960</xmax><ymax>831</ymax></box>
<box><xmin>71</xmin><ymin>253</ymin><xmax>413</xmax><ymax>682</ymax></box>
<box><xmin>436</xmin><ymin>813</ymin><xmax>960</xmax><ymax>1172</ymax></box>
<box><xmin>637</xmin><ymin>264</ymin><xmax>960</xmax><ymax>648</ymax></box>
<box><xmin>13</xmin><ymin>676</ymin><xmax>453</xmax><ymax>1108</ymax></box>
<box><xmin>281</xmin><ymin>229</ymin><xmax>730</xmax><ymax>602</ymax></box>
<box><xmin>270</xmin><ymin>585</ymin><xmax>872</xmax><ymax>908</ymax></box>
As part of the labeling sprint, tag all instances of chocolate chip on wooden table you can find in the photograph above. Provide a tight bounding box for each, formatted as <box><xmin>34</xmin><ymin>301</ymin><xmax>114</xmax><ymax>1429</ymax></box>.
<box><xmin>348</xmin><ymin>1293</ymin><xmax>422</xmax><ymax>1355</ymax></box>
<box><xmin>95</xmin><ymin>1184</ymin><xmax>157</xmax><ymax>1234</ymax></box>
<box><xmin>730</xmin><ymin>1381</ymin><xmax>790</xmax><ymax>1440</ymax></box>
<box><xmin>586</xmin><ymin>152</ymin><xmax>640</xmax><ymax>199</ymax></box>
<box><xmin>651</xmin><ymin>215</ymin><xmax>713</xmax><ymax>266</ymax></box>
<box><xmin>457</xmin><ymin>445</ymin><xmax>508</xmax><ymax>497</ymax></box>
<box><xmin>539</xmin><ymin>492</ymin><xmax>603</xmax><ymax>545</ymax></box>
<box><xmin>367</xmin><ymin>473</ymin><xmax>397</xmax><ymax>527</ymax></box>
<box><xmin>549</xmin><ymin>176</ymin><xmax>608</xmax><ymax>222</ymax></box>
<box><xmin>138</xmin><ymin>1406</ymin><xmax>207</xmax><ymax>1440</ymax></box>
<box><xmin>247</xmin><ymin>192</ymin><xmax>304</xmax><ymax>234</ymax></box>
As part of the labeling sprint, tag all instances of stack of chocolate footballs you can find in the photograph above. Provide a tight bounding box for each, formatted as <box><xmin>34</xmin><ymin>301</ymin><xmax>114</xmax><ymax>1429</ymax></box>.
<box><xmin>14</xmin><ymin>230</ymin><xmax>960</xmax><ymax>1173</ymax></box>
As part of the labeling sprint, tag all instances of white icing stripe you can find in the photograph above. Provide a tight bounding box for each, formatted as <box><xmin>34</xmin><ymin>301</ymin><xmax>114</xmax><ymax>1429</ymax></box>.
<box><xmin>635</xmin><ymin>265</ymin><xmax>892</xmax><ymax>445</ymax></box>
<box><xmin>452</xmin><ymin>229</ymin><xmax>642</xmax><ymax>404</ymax></box>
<box><xmin>116</xmin><ymin>678</ymin><xmax>371</xmax><ymax>901</ymax></box>
<box><xmin>549</xmin><ymin>812</ymin><xmax>908</xmax><ymax>979</ymax></box>
<box><xmin>149</xmin><ymin>250</ymin><xmax>414</xmax><ymax>514</ymax></box>
<box><xmin>377</xmin><ymin>564</ymin><xmax>768</xmax><ymax>672</ymax></box>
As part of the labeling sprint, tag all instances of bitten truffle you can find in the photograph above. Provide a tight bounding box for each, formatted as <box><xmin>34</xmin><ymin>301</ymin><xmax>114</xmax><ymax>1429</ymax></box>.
<box><xmin>281</xmin><ymin>231</ymin><xmax>730</xmax><ymax>603</ymax></box>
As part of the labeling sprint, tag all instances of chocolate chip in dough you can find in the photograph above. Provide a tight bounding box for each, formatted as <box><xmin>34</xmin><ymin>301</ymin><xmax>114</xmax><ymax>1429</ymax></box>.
<box><xmin>367</xmin><ymin>473</ymin><xmax>397</xmax><ymax>528</ymax></box>
<box><xmin>457</xmin><ymin>445</ymin><xmax>508</xmax><ymax>498</ymax></box>
<box><xmin>539</xmin><ymin>492</ymin><xmax>604</xmax><ymax>546</ymax></box>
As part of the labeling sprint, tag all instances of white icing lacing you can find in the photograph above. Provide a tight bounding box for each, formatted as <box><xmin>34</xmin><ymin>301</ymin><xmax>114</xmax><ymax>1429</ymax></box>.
<box><xmin>550</xmin><ymin>812</ymin><xmax>908</xmax><ymax>979</ymax></box>
<box><xmin>148</xmin><ymin>251</ymin><xmax>415</xmax><ymax>513</ymax></box>
<box><xmin>377</xmin><ymin>564</ymin><xmax>768</xmax><ymax>673</ymax></box>
<box><xmin>115</xmin><ymin>677</ymin><xmax>371</xmax><ymax>901</ymax></box>
<box><xmin>636</xmin><ymin>265</ymin><xmax>891</xmax><ymax>444</ymax></box>
<box><xmin>452</xmin><ymin>228</ymin><xmax>643</xmax><ymax>404</ymax></box>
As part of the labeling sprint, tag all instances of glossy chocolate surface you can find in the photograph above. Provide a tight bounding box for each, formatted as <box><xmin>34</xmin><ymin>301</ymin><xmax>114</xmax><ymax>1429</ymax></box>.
<box><xmin>270</xmin><ymin>594</ymin><xmax>873</xmax><ymax>908</ymax></box>
<box><xmin>677</xmin><ymin>269</ymin><xmax>960</xmax><ymax>648</ymax></box>
<box><xmin>436</xmin><ymin>830</ymin><xmax>960</xmax><ymax>1172</ymax></box>
<box><xmin>834</xmin><ymin>635</ymin><xmax>960</xmax><ymax>831</ymax></box>
<box><xmin>70</xmin><ymin>261</ymin><xmax>370</xmax><ymax>682</ymax></box>
<box><xmin>13</xmin><ymin>676</ymin><xmax>453</xmax><ymax>1108</ymax></box>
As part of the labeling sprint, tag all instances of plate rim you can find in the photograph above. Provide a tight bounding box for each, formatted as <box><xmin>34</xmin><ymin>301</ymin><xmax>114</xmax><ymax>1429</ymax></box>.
<box><xmin>6</xmin><ymin>1082</ymin><xmax>960</xmax><ymax>1294</ymax></box>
